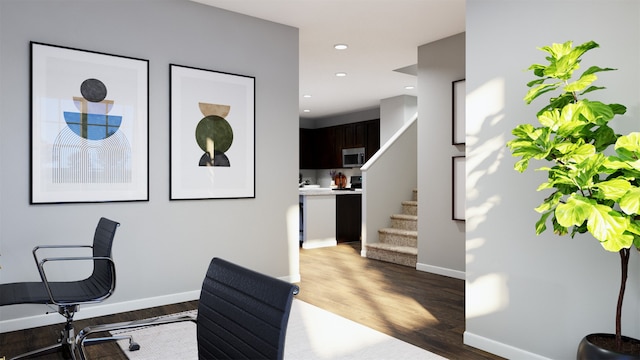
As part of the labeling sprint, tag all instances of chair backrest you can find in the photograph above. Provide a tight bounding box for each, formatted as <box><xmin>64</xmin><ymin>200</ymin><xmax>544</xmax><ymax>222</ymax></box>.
<box><xmin>197</xmin><ymin>258</ymin><xmax>299</xmax><ymax>360</ymax></box>
<box><xmin>87</xmin><ymin>217</ymin><xmax>120</xmax><ymax>299</ymax></box>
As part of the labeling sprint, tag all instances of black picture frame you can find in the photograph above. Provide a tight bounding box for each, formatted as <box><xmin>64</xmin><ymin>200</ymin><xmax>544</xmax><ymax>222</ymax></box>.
<box><xmin>169</xmin><ymin>64</ymin><xmax>256</xmax><ymax>200</ymax></box>
<box><xmin>452</xmin><ymin>79</ymin><xmax>466</xmax><ymax>145</ymax></box>
<box><xmin>452</xmin><ymin>156</ymin><xmax>465</xmax><ymax>221</ymax></box>
<box><xmin>30</xmin><ymin>42</ymin><xmax>149</xmax><ymax>204</ymax></box>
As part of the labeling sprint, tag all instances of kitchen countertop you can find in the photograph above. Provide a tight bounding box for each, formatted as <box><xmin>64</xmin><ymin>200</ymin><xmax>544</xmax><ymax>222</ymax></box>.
<box><xmin>299</xmin><ymin>187</ymin><xmax>362</xmax><ymax>196</ymax></box>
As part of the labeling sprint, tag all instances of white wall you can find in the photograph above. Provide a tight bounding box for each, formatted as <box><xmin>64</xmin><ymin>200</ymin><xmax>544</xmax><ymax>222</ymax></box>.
<box><xmin>465</xmin><ymin>1</ymin><xmax>640</xmax><ymax>359</ymax></box>
<box><xmin>417</xmin><ymin>33</ymin><xmax>466</xmax><ymax>279</ymax></box>
<box><xmin>380</xmin><ymin>95</ymin><xmax>417</xmax><ymax>144</ymax></box>
<box><xmin>0</xmin><ymin>0</ymin><xmax>299</xmax><ymax>331</ymax></box>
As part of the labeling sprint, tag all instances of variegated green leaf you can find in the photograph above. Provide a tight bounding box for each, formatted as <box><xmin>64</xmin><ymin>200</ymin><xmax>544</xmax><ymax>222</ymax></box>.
<box><xmin>555</xmin><ymin>196</ymin><xmax>591</xmax><ymax>228</ymax></box>
<box><xmin>615</xmin><ymin>132</ymin><xmax>640</xmax><ymax>153</ymax></box>
<box><xmin>594</xmin><ymin>179</ymin><xmax>631</xmax><ymax>201</ymax></box>
<box><xmin>619</xmin><ymin>187</ymin><xmax>640</xmax><ymax>215</ymax></box>
<box><xmin>535</xmin><ymin>211</ymin><xmax>552</xmax><ymax>235</ymax></box>
<box><xmin>599</xmin><ymin>232</ymin><xmax>634</xmax><ymax>252</ymax></box>
<box><xmin>525</xmin><ymin>83</ymin><xmax>559</xmax><ymax>104</ymax></box>
<box><xmin>564</xmin><ymin>74</ymin><xmax>597</xmax><ymax>92</ymax></box>
<box><xmin>586</xmin><ymin>204</ymin><xmax>629</xmax><ymax>244</ymax></box>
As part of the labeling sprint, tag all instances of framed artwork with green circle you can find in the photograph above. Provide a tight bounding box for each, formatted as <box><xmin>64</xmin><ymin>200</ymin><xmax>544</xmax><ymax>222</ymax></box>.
<box><xmin>170</xmin><ymin>64</ymin><xmax>255</xmax><ymax>200</ymax></box>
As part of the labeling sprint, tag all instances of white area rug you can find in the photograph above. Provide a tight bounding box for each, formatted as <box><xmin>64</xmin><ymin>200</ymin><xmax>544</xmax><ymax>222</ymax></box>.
<box><xmin>111</xmin><ymin>299</ymin><xmax>447</xmax><ymax>359</ymax></box>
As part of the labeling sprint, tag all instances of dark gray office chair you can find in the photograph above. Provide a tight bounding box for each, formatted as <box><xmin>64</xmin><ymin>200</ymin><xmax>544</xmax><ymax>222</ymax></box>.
<box><xmin>76</xmin><ymin>257</ymin><xmax>300</xmax><ymax>360</ymax></box>
<box><xmin>0</xmin><ymin>217</ymin><xmax>121</xmax><ymax>360</ymax></box>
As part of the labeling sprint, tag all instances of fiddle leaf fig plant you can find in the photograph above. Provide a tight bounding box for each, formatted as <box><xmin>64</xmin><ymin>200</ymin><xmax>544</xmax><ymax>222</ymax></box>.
<box><xmin>507</xmin><ymin>40</ymin><xmax>640</xmax><ymax>352</ymax></box>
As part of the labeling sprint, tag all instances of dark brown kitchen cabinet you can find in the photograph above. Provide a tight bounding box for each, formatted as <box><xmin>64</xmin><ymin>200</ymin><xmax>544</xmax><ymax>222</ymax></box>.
<box><xmin>342</xmin><ymin>122</ymin><xmax>366</xmax><ymax>148</ymax></box>
<box><xmin>299</xmin><ymin>128</ymin><xmax>315</xmax><ymax>169</ymax></box>
<box><xmin>299</xmin><ymin>119</ymin><xmax>380</xmax><ymax>169</ymax></box>
<box><xmin>314</xmin><ymin>126</ymin><xmax>338</xmax><ymax>169</ymax></box>
<box><xmin>336</xmin><ymin>193</ymin><xmax>362</xmax><ymax>243</ymax></box>
<box><xmin>365</xmin><ymin>119</ymin><xmax>380</xmax><ymax>160</ymax></box>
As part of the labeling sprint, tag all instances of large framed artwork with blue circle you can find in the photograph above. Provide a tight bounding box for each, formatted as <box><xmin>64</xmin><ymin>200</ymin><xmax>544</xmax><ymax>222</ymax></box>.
<box><xmin>30</xmin><ymin>42</ymin><xmax>149</xmax><ymax>204</ymax></box>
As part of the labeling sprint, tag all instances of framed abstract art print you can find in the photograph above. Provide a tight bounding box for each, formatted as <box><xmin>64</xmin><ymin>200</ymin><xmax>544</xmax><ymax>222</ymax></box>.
<box><xmin>30</xmin><ymin>42</ymin><xmax>149</xmax><ymax>204</ymax></box>
<box><xmin>169</xmin><ymin>64</ymin><xmax>255</xmax><ymax>200</ymax></box>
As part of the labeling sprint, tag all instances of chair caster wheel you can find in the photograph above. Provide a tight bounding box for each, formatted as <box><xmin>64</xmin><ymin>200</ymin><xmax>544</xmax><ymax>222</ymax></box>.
<box><xmin>129</xmin><ymin>342</ymin><xmax>140</xmax><ymax>351</ymax></box>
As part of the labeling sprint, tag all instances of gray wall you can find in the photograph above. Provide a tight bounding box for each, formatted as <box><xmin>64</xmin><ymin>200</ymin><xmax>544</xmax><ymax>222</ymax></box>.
<box><xmin>417</xmin><ymin>33</ymin><xmax>466</xmax><ymax>279</ymax></box>
<box><xmin>380</xmin><ymin>95</ymin><xmax>417</xmax><ymax>144</ymax></box>
<box><xmin>466</xmin><ymin>0</ymin><xmax>640</xmax><ymax>358</ymax></box>
<box><xmin>0</xmin><ymin>0</ymin><xmax>299</xmax><ymax>330</ymax></box>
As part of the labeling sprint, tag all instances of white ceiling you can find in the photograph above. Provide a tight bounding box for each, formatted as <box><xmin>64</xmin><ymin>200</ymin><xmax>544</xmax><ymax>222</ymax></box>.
<box><xmin>191</xmin><ymin>0</ymin><xmax>465</xmax><ymax>120</ymax></box>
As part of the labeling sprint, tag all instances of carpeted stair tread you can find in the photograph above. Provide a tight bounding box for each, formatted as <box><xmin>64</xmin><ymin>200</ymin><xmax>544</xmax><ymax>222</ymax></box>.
<box><xmin>390</xmin><ymin>214</ymin><xmax>418</xmax><ymax>220</ymax></box>
<box><xmin>378</xmin><ymin>228</ymin><xmax>417</xmax><ymax>237</ymax></box>
<box><xmin>366</xmin><ymin>242</ymin><xmax>418</xmax><ymax>255</ymax></box>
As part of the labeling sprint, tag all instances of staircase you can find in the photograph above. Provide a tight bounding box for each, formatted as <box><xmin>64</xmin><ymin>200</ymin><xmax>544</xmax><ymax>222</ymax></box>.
<box><xmin>365</xmin><ymin>189</ymin><xmax>417</xmax><ymax>267</ymax></box>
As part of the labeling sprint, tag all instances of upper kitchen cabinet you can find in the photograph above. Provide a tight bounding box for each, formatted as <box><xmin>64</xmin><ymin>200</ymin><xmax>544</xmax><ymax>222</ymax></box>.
<box><xmin>315</xmin><ymin>126</ymin><xmax>339</xmax><ymax>169</ymax></box>
<box><xmin>299</xmin><ymin>128</ymin><xmax>315</xmax><ymax>169</ymax></box>
<box><xmin>342</xmin><ymin>122</ymin><xmax>366</xmax><ymax>148</ymax></box>
<box><xmin>365</xmin><ymin>119</ymin><xmax>380</xmax><ymax>160</ymax></box>
<box><xmin>299</xmin><ymin>119</ymin><xmax>380</xmax><ymax>169</ymax></box>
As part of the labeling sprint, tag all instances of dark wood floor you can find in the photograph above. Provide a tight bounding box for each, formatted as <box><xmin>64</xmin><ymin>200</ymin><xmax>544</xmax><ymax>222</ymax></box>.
<box><xmin>1</xmin><ymin>242</ymin><xmax>502</xmax><ymax>359</ymax></box>
<box><xmin>296</xmin><ymin>242</ymin><xmax>503</xmax><ymax>360</ymax></box>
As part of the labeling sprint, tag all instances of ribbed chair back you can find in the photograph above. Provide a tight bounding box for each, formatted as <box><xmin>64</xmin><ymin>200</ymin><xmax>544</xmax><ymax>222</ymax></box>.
<box><xmin>85</xmin><ymin>217</ymin><xmax>119</xmax><ymax>301</ymax></box>
<box><xmin>197</xmin><ymin>258</ymin><xmax>299</xmax><ymax>360</ymax></box>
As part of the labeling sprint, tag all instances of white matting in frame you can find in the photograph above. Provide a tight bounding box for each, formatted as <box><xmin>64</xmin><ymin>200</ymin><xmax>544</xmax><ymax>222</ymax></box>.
<box><xmin>170</xmin><ymin>64</ymin><xmax>255</xmax><ymax>200</ymax></box>
<box><xmin>31</xmin><ymin>42</ymin><xmax>149</xmax><ymax>204</ymax></box>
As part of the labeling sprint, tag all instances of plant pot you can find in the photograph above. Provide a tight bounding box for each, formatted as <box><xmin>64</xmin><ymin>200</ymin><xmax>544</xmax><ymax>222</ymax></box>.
<box><xmin>577</xmin><ymin>333</ymin><xmax>640</xmax><ymax>359</ymax></box>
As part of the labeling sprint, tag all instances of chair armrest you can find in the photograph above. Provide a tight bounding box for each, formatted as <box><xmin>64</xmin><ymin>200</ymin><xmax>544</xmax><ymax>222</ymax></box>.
<box><xmin>32</xmin><ymin>244</ymin><xmax>93</xmax><ymax>268</ymax></box>
<box><xmin>34</xmin><ymin>254</ymin><xmax>115</xmax><ymax>306</ymax></box>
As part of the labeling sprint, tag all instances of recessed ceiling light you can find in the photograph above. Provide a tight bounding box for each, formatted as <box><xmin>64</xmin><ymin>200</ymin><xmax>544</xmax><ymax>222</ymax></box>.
<box><xmin>405</xmin><ymin>85</ymin><xmax>415</xmax><ymax>90</ymax></box>
<box><xmin>335</xmin><ymin>72</ymin><xmax>347</xmax><ymax>77</ymax></box>
<box><xmin>303</xmin><ymin>109</ymin><xmax>311</xmax><ymax>113</ymax></box>
<box><xmin>334</xmin><ymin>44</ymin><xmax>348</xmax><ymax>50</ymax></box>
<box><xmin>303</xmin><ymin>94</ymin><xmax>312</xmax><ymax>98</ymax></box>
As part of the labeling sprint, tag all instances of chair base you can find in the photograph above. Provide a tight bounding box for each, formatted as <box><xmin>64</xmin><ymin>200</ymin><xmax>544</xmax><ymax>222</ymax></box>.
<box><xmin>9</xmin><ymin>324</ymin><xmax>138</xmax><ymax>360</ymax></box>
<box><xmin>75</xmin><ymin>313</ymin><xmax>196</xmax><ymax>360</ymax></box>
<box><xmin>10</xmin><ymin>321</ymin><xmax>77</xmax><ymax>360</ymax></box>
<box><xmin>8</xmin><ymin>303</ymin><xmax>137</xmax><ymax>360</ymax></box>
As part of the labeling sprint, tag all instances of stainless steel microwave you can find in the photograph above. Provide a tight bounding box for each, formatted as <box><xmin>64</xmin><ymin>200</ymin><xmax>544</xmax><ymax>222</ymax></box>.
<box><xmin>342</xmin><ymin>147</ymin><xmax>365</xmax><ymax>168</ymax></box>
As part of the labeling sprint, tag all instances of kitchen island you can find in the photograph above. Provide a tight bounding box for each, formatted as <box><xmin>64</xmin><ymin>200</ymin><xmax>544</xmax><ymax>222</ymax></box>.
<box><xmin>299</xmin><ymin>188</ymin><xmax>362</xmax><ymax>249</ymax></box>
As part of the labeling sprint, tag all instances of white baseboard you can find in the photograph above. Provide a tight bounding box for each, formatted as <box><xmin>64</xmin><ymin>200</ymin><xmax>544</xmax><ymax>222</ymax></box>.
<box><xmin>280</xmin><ymin>273</ymin><xmax>301</xmax><ymax>283</ymax></box>
<box><xmin>416</xmin><ymin>262</ymin><xmax>465</xmax><ymax>280</ymax></box>
<box><xmin>0</xmin><ymin>273</ymin><xmax>303</xmax><ymax>334</ymax></box>
<box><xmin>0</xmin><ymin>290</ymin><xmax>200</xmax><ymax>333</ymax></box>
<box><xmin>464</xmin><ymin>331</ymin><xmax>552</xmax><ymax>360</ymax></box>
<box><xmin>301</xmin><ymin>239</ymin><xmax>337</xmax><ymax>249</ymax></box>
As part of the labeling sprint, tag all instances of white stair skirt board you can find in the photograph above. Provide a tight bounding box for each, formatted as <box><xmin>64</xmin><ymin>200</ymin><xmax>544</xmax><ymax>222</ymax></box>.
<box><xmin>416</xmin><ymin>262</ymin><xmax>465</xmax><ymax>280</ymax></box>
